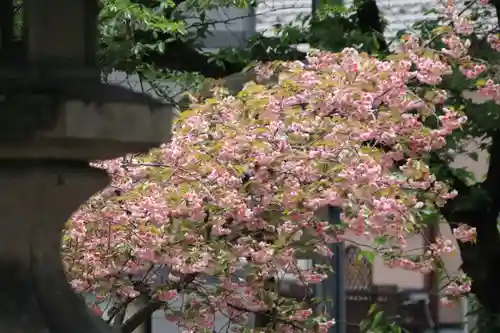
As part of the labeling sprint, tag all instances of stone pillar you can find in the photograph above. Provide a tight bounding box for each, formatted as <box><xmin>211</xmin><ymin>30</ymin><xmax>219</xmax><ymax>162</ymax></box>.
<box><xmin>0</xmin><ymin>160</ymin><xmax>113</xmax><ymax>332</ymax></box>
<box><xmin>0</xmin><ymin>88</ymin><xmax>174</xmax><ymax>332</ymax></box>
<box><xmin>24</xmin><ymin>0</ymin><xmax>98</xmax><ymax>74</ymax></box>
<box><xmin>0</xmin><ymin>0</ymin><xmax>174</xmax><ymax>331</ymax></box>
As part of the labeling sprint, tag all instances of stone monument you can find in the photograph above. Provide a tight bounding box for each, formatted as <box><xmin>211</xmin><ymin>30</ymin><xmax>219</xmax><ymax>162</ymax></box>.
<box><xmin>0</xmin><ymin>1</ymin><xmax>173</xmax><ymax>332</ymax></box>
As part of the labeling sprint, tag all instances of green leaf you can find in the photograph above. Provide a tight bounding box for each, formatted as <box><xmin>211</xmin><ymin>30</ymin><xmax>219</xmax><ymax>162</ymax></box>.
<box><xmin>374</xmin><ymin>236</ymin><xmax>388</xmax><ymax>245</ymax></box>
<box><xmin>357</xmin><ymin>250</ymin><xmax>375</xmax><ymax>263</ymax></box>
<box><xmin>476</xmin><ymin>79</ymin><xmax>487</xmax><ymax>87</ymax></box>
<box><xmin>371</xmin><ymin>311</ymin><xmax>384</xmax><ymax>329</ymax></box>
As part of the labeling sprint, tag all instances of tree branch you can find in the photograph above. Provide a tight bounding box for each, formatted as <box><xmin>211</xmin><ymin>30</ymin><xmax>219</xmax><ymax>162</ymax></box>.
<box><xmin>120</xmin><ymin>299</ymin><xmax>162</xmax><ymax>333</ymax></box>
<box><xmin>120</xmin><ymin>272</ymin><xmax>199</xmax><ymax>333</ymax></box>
<box><xmin>437</xmin><ymin>131</ymin><xmax>500</xmax><ymax>314</ymax></box>
<box><xmin>483</xmin><ymin>132</ymin><xmax>500</xmax><ymax>218</ymax></box>
<box><xmin>140</xmin><ymin>37</ymin><xmax>306</xmax><ymax>79</ymax></box>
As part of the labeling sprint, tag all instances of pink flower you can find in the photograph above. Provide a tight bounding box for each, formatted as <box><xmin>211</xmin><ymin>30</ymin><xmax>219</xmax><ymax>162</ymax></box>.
<box><xmin>91</xmin><ymin>304</ymin><xmax>103</xmax><ymax>317</ymax></box>
<box><xmin>158</xmin><ymin>290</ymin><xmax>178</xmax><ymax>301</ymax></box>
<box><xmin>63</xmin><ymin>3</ymin><xmax>497</xmax><ymax>329</ymax></box>
<box><xmin>289</xmin><ymin>309</ymin><xmax>313</xmax><ymax>321</ymax></box>
<box><xmin>453</xmin><ymin>224</ymin><xmax>477</xmax><ymax>243</ymax></box>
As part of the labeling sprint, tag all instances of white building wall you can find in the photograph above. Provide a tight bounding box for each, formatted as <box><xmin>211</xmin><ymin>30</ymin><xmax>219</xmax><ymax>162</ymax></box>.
<box><xmin>344</xmin><ymin>0</ymin><xmax>436</xmax><ymax>37</ymax></box>
<box><xmin>180</xmin><ymin>3</ymin><xmax>255</xmax><ymax>48</ymax></box>
<box><xmin>254</xmin><ymin>0</ymin><xmax>311</xmax><ymax>35</ymax></box>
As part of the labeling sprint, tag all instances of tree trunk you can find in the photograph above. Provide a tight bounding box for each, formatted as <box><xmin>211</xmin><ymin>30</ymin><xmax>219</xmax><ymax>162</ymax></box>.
<box><xmin>440</xmin><ymin>132</ymin><xmax>500</xmax><ymax>330</ymax></box>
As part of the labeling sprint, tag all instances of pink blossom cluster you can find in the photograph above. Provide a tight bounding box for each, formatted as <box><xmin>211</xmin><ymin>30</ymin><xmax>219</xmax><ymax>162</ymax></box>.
<box><xmin>444</xmin><ymin>279</ymin><xmax>472</xmax><ymax>297</ymax></box>
<box><xmin>442</xmin><ymin>5</ymin><xmax>474</xmax><ymax>36</ymax></box>
<box><xmin>459</xmin><ymin>63</ymin><xmax>485</xmax><ymax>79</ymax></box>
<box><xmin>428</xmin><ymin>237</ymin><xmax>455</xmax><ymax>255</ymax></box>
<box><xmin>487</xmin><ymin>33</ymin><xmax>500</xmax><ymax>52</ymax></box>
<box><xmin>62</xmin><ymin>1</ymin><xmax>500</xmax><ymax>332</ymax></box>
<box><xmin>453</xmin><ymin>224</ymin><xmax>477</xmax><ymax>243</ymax></box>
<box><xmin>385</xmin><ymin>257</ymin><xmax>434</xmax><ymax>274</ymax></box>
<box><xmin>441</xmin><ymin>273</ymin><xmax>472</xmax><ymax>307</ymax></box>
<box><xmin>477</xmin><ymin>79</ymin><xmax>500</xmax><ymax>103</ymax></box>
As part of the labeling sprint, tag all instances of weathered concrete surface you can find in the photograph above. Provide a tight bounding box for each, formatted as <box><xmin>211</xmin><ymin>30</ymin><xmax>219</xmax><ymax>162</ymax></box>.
<box><xmin>0</xmin><ymin>0</ymin><xmax>175</xmax><ymax>331</ymax></box>
<box><xmin>24</xmin><ymin>0</ymin><xmax>98</xmax><ymax>69</ymax></box>
<box><xmin>0</xmin><ymin>93</ymin><xmax>173</xmax><ymax>332</ymax></box>
<box><xmin>0</xmin><ymin>161</ymin><xmax>117</xmax><ymax>333</ymax></box>
<box><xmin>0</xmin><ymin>83</ymin><xmax>175</xmax><ymax>160</ymax></box>
<box><xmin>0</xmin><ymin>81</ymin><xmax>175</xmax><ymax>331</ymax></box>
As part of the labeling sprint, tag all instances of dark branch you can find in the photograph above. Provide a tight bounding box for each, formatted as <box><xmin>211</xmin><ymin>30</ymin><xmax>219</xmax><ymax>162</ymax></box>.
<box><xmin>139</xmin><ymin>37</ymin><xmax>306</xmax><ymax>79</ymax></box>
<box><xmin>142</xmin><ymin>42</ymin><xmax>248</xmax><ymax>78</ymax></box>
<box><xmin>120</xmin><ymin>273</ymin><xmax>199</xmax><ymax>333</ymax></box>
<box><xmin>120</xmin><ymin>299</ymin><xmax>162</xmax><ymax>333</ymax></box>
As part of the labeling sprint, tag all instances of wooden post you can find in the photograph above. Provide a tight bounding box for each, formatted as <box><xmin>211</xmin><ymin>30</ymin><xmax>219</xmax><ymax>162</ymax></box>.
<box><xmin>23</xmin><ymin>0</ymin><xmax>98</xmax><ymax>69</ymax></box>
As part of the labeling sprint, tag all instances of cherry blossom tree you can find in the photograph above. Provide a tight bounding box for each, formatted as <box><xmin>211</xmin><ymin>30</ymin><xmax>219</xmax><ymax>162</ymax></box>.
<box><xmin>61</xmin><ymin>1</ymin><xmax>500</xmax><ymax>332</ymax></box>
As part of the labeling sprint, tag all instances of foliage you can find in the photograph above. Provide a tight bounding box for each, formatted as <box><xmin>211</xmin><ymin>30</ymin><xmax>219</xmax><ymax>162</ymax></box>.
<box><xmin>281</xmin><ymin>0</ymin><xmax>500</xmax><ymax>327</ymax></box>
<box><xmin>97</xmin><ymin>0</ymin><xmax>390</xmax><ymax>101</ymax></box>
<box><xmin>403</xmin><ymin>0</ymin><xmax>500</xmax><ymax>324</ymax></box>
<box><xmin>360</xmin><ymin>305</ymin><xmax>404</xmax><ymax>333</ymax></box>
<box><xmin>275</xmin><ymin>2</ymin><xmax>387</xmax><ymax>54</ymax></box>
<box><xmin>467</xmin><ymin>294</ymin><xmax>500</xmax><ymax>332</ymax></box>
<box><xmin>98</xmin><ymin>0</ymin><xmax>258</xmax><ymax>101</ymax></box>
<box><xmin>61</xmin><ymin>2</ymin><xmax>500</xmax><ymax>332</ymax></box>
